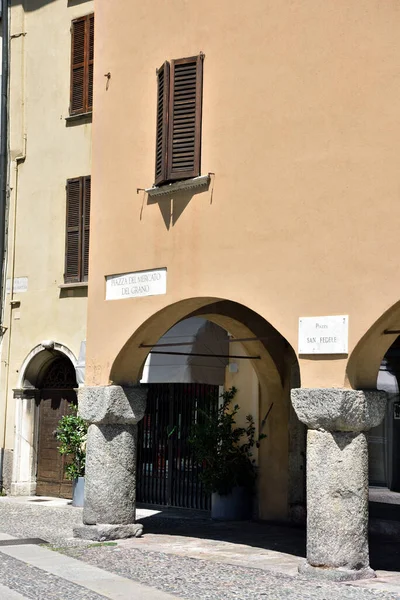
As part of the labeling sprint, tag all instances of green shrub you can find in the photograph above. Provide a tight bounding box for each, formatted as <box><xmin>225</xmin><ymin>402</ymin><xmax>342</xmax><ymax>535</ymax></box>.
<box><xmin>56</xmin><ymin>405</ymin><xmax>87</xmax><ymax>480</ymax></box>
<box><xmin>189</xmin><ymin>387</ymin><xmax>267</xmax><ymax>496</ymax></box>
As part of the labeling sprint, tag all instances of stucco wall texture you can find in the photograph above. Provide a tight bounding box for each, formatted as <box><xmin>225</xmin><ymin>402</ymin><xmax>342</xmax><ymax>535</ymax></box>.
<box><xmin>88</xmin><ymin>0</ymin><xmax>400</xmax><ymax>390</ymax></box>
<box><xmin>0</xmin><ymin>0</ymin><xmax>93</xmax><ymax>449</ymax></box>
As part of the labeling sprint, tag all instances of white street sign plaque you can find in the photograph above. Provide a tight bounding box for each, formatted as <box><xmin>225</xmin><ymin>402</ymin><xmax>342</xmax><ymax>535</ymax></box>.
<box><xmin>6</xmin><ymin>277</ymin><xmax>28</xmax><ymax>294</ymax></box>
<box><xmin>298</xmin><ymin>315</ymin><xmax>348</xmax><ymax>355</ymax></box>
<box><xmin>106</xmin><ymin>268</ymin><xmax>167</xmax><ymax>301</ymax></box>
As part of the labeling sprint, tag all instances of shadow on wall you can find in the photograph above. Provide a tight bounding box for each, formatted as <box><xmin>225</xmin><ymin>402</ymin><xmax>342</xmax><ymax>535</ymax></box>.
<box><xmin>17</xmin><ymin>0</ymin><xmax>90</xmax><ymax>11</ymax></box>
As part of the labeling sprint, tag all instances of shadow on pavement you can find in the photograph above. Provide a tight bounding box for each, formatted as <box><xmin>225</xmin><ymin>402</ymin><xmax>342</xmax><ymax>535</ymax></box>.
<box><xmin>137</xmin><ymin>507</ymin><xmax>306</xmax><ymax>558</ymax></box>
<box><xmin>370</xmin><ymin>535</ymin><xmax>400</xmax><ymax>572</ymax></box>
<box><xmin>137</xmin><ymin>505</ymin><xmax>400</xmax><ymax>572</ymax></box>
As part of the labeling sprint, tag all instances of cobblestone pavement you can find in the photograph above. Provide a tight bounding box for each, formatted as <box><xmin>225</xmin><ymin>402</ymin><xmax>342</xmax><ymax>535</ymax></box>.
<box><xmin>0</xmin><ymin>497</ymin><xmax>85</xmax><ymax>547</ymax></box>
<box><xmin>1</xmin><ymin>497</ymin><xmax>400</xmax><ymax>599</ymax></box>
<box><xmin>57</xmin><ymin>544</ymin><xmax>400</xmax><ymax>600</ymax></box>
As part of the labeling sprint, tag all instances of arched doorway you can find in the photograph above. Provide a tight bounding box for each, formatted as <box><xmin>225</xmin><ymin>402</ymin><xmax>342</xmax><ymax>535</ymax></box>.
<box><xmin>36</xmin><ymin>356</ymin><xmax>78</xmax><ymax>498</ymax></box>
<box><xmin>110</xmin><ymin>299</ymin><xmax>304</xmax><ymax>522</ymax></box>
<box><xmin>137</xmin><ymin>317</ymin><xmax>228</xmax><ymax>509</ymax></box>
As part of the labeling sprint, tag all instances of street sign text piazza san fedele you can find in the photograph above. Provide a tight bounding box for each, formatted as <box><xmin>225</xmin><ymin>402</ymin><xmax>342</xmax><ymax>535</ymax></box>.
<box><xmin>298</xmin><ymin>315</ymin><xmax>348</xmax><ymax>355</ymax></box>
<box><xmin>106</xmin><ymin>268</ymin><xmax>167</xmax><ymax>300</ymax></box>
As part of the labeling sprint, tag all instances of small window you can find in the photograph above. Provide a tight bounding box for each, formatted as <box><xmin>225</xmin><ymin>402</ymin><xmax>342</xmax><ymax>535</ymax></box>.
<box><xmin>70</xmin><ymin>14</ymin><xmax>94</xmax><ymax>116</ymax></box>
<box><xmin>155</xmin><ymin>54</ymin><xmax>204</xmax><ymax>186</ymax></box>
<box><xmin>65</xmin><ymin>176</ymin><xmax>91</xmax><ymax>283</ymax></box>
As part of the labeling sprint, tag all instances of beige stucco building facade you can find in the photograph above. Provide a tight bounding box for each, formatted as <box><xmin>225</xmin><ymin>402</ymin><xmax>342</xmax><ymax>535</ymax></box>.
<box><xmin>73</xmin><ymin>0</ymin><xmax>400</xmax><ymax>581</ymax></box>
<box><xmin>0</xmin><ymin>0</ymin><xmax>93</xmax><ymax>496</ymax></box>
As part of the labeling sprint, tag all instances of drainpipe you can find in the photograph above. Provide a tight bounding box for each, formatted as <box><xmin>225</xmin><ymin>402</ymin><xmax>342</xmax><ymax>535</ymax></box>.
<box><xmin>0</xmin><ymin>0</ymin><xmax>8</xmax><ymax>303</ymax></box>
<box><xmin>0</xmin><ymin>0</ymin><xmax>9</xmax><ymax>490</ymax></box>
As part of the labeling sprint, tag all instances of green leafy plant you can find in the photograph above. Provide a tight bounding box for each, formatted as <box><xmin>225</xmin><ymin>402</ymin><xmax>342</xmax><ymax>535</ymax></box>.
<box><xmin>189</xmin><ymin>387</ymin><xmax>267</xmax><ymax>496</ymax></box>
<box><xmin>56</xmin><ymin>406</ymin><xmax>87</xmax><ymax>480</ymax></box>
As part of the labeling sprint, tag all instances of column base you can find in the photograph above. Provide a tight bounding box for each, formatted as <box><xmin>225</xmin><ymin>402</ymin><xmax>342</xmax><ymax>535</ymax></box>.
<box><xmin>9</xmin><ymin>481</ymin><xmax>36</xmax><ymax>496</ymax></box>
<box><xmin>299</xmin><ymin>562</ymin><xmax>376</xmax><ymax>582</ymax></box>
<box><xmin>73</xmin><ymin>523</ymin><xmax>143</xmax><ymax>541</ymax></box>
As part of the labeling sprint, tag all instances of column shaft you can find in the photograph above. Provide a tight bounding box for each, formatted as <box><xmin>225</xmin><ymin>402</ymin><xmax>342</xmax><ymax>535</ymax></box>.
<box><xmin>83</xmin><ymin>423</ymin><xmax>138</xmax><ymax>525</ymax></box>
<box><xmin>73</xmin><ymin>385</ymin><xmax>147</xmax><ymax>541</ymax></box>
<box><xmin>291</xmin><ymin>387</ymin><xmax>387</xmax><ymax>581</ymax></box>
<box><xmin>307</xmin><ymin>429</ymin><xmax>369</xmax><ymax>571</ymax></box>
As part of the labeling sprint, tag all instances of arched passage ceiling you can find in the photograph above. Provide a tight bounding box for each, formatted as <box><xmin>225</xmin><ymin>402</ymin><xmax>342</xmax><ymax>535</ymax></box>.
<box><xmin>110</xmin><ymin>298</ymin><xmax>297</xmax><ymax>395</ymax></box>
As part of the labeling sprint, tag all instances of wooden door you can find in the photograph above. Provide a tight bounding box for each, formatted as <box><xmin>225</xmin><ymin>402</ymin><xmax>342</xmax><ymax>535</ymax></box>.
<box><xmin>36</xmin><ymin>390</ymin><xmax>76</xmax><ymax>498</ymax></box>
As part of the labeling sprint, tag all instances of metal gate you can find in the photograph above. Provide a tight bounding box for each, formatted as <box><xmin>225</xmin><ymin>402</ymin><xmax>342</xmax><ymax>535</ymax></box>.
<box><xmin>137</xmin><ymin>383</ymin><xmax>219</xmax><ymax>510</ymax></box>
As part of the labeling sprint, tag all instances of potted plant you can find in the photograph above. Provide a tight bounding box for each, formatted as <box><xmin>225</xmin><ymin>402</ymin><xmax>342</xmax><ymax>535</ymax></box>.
<box><xmin>189</xmin><ymin>387</ymin><xmax>267</xmax><ymax>520</ymax></box>
<box><xmin>56</xmin><ymin>405</ymin><xmax>87</xmax><ymax>507</ymax></box>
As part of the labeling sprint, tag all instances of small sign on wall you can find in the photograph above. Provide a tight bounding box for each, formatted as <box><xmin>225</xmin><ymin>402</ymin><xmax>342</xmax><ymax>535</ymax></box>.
<box><xmin>298</xmin><ymin>315</ymin><xmax>348</xmax><ymax>355</ymax></box>
<box><xmin>6</xmin><ymin>277</ymin><xmax>28</xmax><ymax>294</ymax></box>
<box><xmin>106</xmin><ymin>268</ymin><xmax>167</xmax><ymax>301</ymax></box>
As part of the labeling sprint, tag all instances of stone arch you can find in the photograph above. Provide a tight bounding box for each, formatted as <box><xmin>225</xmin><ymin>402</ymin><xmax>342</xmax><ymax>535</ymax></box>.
<box><xmin>11</xmin><ymin>342</ymin><xmax>78</xmax><ymax>497</ymax></box>
<box><xmin>110</xmin><ymin>297</ymin><xmax>302</xmax><ymax>521</ymax></box>
<box><xmin>346</xmin><ymin>300</ymin><xmax>400</xmax><ymax>389</ymax></box>
<box><xmin>110</xmin><ymin>297</ymin><xmax>297</xmax><ymax>389</ymax></box>
<box><xmin>17</xmin><ymin>341</ymin><xmax>78</xmax><ymax>389</ymax></box>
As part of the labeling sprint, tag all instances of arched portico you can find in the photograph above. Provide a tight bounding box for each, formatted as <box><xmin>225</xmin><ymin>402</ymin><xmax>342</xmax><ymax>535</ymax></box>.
<box><xmin>11</xmin><ymin>342</ymin><xmax>77</xmax><ymax>496</ymax></box>
<box><xmin>76</xmin><ymin>297</ymin><xmax>304</xmax><ymax>539</ymax></box>
<box><xmin>77</xmin><ymin>295</ymin><xmax>388</xmax><ymax>582</ymax></box>
<box><xmin>113</xmin><ymin>298</ymin><xmax>302</xmax><ymax>521</ymax></box>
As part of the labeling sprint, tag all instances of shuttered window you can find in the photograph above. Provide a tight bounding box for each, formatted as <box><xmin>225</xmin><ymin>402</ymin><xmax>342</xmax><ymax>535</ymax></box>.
<box><xmin>70</xmin><ymin>14</ymin><xmax>94</xmax><ymax>116</ymax></box>
<box><xmin>155</xmin><ymin>54</ymin><xmax>203</xmax><ymax>186</ymax></box>
<box><xmin>65</xmin><ymin>176</ymin><xmax>91</xmax><ymax>283</ymax></box>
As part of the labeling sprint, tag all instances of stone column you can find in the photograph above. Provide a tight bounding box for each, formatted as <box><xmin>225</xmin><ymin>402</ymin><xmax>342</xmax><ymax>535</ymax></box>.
<box><xmin>291</xmin><ymin>388</ymin><xmax>386</xmax><ymax>582</ymax></box>
<box><xmin>73</xmin><ymin>385</ymin><xmax>147</xmax><ymax>541</ymax></box>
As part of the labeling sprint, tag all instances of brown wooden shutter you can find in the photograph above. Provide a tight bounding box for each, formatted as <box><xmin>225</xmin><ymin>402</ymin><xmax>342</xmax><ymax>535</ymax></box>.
<box><xmin>70</xmin><ymin>17</ymin><xmax>86</xmax><ymax>115</ymax></box>
<box><xmin>65</xmin><ymin>179</ymin><xmax>82</xmax><ymax>282</ymax></box>
<box><xmin>154</xmin><ymin>61</ymin><xmax>170</xmax><ymax>185</ymax></box>
<box><xmin>87</xmin><ymin>14</ymin><xmax>94</xmax><ymax>111</ymax></box>
<box><xmin>70</xmin><ymin>14</ymin><xmax>94</xmax><ymax>116</ymax></box>
<box><xmin>167</xmin><ymin>55</ymin><xmax>203</xmax><ymax>182</ymax></box>
<box><xmin>82</xmin><ymin>176</ymin><xmax>91</xmax><ymax>281</ymax></box>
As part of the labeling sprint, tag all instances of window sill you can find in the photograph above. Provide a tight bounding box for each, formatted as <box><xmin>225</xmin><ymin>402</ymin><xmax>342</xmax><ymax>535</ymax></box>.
<box><xmin>59</xmin><ymin>282</ymin><xmax>88</xmax><ymax>289</ymax></box>
<box><xmin>65</xmin><ymin>112</ymin><xmax>92</xmax><ymax>124</ymax></box>
<box><xmin>145</xmin><ymin>174</ymin><xmax>210</xmax><ymax>198</ymax></box>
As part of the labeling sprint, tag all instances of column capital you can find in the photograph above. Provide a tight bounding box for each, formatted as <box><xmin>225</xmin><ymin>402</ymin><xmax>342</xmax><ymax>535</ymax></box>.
<box><xmin>78</xmin><ymin>385</ymin><xmax>147</xmax><ymax>425</ymax></box>
<box><xmin>291</xmin><ymin>388</ymin><xmax>387</xmax><ymax>432</ymax></box>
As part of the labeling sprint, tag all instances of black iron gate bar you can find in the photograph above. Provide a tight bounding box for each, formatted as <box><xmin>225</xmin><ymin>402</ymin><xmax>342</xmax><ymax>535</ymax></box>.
<box><xmin>137</xmin><ymin>382</ymin><xmax>219</xmax><ymax>510</ymax></box>
<box><xmin>149</xmin><ymin>351</ymin><xmax>260</xmax><ymax>359</ymax></box>
<box><xmin>139</xmin><ymin>336</ymin><xmax>271</xmax><ymax>347</ymax></box>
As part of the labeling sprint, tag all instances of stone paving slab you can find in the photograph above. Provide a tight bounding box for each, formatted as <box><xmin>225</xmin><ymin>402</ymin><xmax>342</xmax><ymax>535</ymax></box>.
<box><xmin>0</xmin><ymin>551</ymin><xmax>108</xmax><ymax>600</ymax></box>
<box><xmin>369</xmin><ymin>489</ymin><xmax>400</xmax><ymax>506</ymax></box>
<box><xmin>0</xmin><ymin>542</ymin><xmax>180</xmax><ymax>600</ymax></box>
<box><xmin>118</xmin><ymin>533</ymin><xmax>302</xmax><ymax>576</ymax></box>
